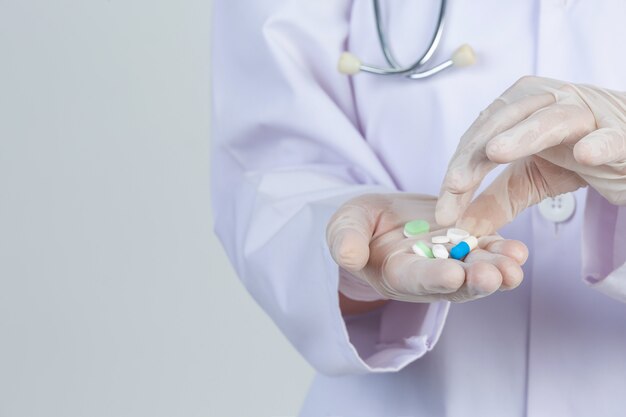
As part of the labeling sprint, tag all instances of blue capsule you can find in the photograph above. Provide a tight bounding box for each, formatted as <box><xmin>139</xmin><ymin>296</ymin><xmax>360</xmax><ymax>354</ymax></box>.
<box><xmin>450</xmin><ymin>241</ymin><xmax>470</xmax><ymax>260</ymax></box>
<box><xmin>449</xmin><ymin>236</ymin><xmax>478</xmax><ymax>260</ymax></box>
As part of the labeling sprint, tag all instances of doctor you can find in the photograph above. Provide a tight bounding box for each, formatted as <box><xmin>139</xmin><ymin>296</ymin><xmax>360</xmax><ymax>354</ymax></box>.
<box><xmin>211</xmin><ymin>1</ymin><xmax>626</xmax><ymax>416</ymax></box>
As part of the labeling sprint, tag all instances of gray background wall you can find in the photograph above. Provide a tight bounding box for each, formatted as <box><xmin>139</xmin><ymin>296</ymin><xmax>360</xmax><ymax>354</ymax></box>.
<box><xmin>0</xmin><ymin>1</ymin><xmax>313</xmax><ymax>416</ymax></box>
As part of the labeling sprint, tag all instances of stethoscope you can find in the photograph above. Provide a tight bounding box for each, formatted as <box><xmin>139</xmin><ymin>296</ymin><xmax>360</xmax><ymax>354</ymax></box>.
<box><xmin>338</xmin><ymin>0</ymin><xmax>476</xmax><ymax>79</ymax></box>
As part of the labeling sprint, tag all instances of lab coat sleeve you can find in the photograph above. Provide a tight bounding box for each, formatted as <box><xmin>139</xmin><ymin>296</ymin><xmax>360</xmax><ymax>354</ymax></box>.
<box><xmin>582</xmin><ymin>189</ymin><xmax>626</xmax><ymax>303</ymax></box>
<box><xmin>211</xmin><ymin>0</ymin><xmax>450</xmax><ymax>375</ymax></box>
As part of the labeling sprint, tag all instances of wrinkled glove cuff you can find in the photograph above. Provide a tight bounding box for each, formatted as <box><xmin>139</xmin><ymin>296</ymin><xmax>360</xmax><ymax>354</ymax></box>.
<box><xmin>338</xmin><ymin>268</ymin><xmax>387</xmax><ymax>302</ymax></box>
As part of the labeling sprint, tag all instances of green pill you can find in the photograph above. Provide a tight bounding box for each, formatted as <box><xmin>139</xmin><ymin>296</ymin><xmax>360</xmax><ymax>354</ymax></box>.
<box><xmin>403</xmin><ymin>219</ymin><xmax>430</xmax><ymax>237</ymax></box>
<box><xmin>412</xmin><ymin>241</ymin><xmax>434</xmax><ymax>258</ymax></box>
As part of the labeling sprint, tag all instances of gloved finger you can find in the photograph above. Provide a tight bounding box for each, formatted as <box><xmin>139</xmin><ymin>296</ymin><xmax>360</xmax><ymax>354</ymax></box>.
<box><xmin>440</xmin><ymin>262</ymin><xmax>502</xmax><ymax>303</ymax></box>
<box><xmin>478</xmin><ymin>236</ymin><xmax>529</xmax><ymax>265</ymax></box>
<box><xmin>457</xmin><ymin>158</ymin><xmax>586</xmax><ymax>236</ymax></box>
<box><xmin>435</xmin><ymin>93</ymin><xmax>555</xmax><ymax>226</ymax></box>
<box><xmin>380</xmin><ymin>253</ymin><xmax>466</xmax><ymax>299</ymax></box>
<box><xmin>444</xmin><ymin>93</ymin><xmax>556</xmax><ymax>195</ymax></box>
<box><xmin>486</xmin><ymin>103</ymin><xmax>596</xmax><ymax>164</ymax></box>
<box><xmin>573</xmin><ymin>127</ymin><xmax>626</xmax><ymax>166</ymax></box>
<box><xmin>497</xmin><ymin>75</ymin><xmax>564</xmax><ymax>104</ymax></box>
<box><xmin>326</xmin><ymin>203</ymin><xmax>374</xmax><ymax>272</ymax></box>
<box><xmin>435</xmin><ymin>184</ymin><xmax>479</xmax><ymax>227</ymax></box>
<box><xmin>381</xmin><ymin>239</ymin><xmax>524</xmax><ymax>303</ymax></box>
<box><xmin>542</xmin><ymin>144</ymin><xmax>626</xmax><ymax>205</ymax></box>
<box><xmin>416</xmin><ymin>246</ymin><xmax>526</xmax><ymax>303</ymax></box>
<box><xmin>464</xmin><ymin>249</ymin><xmax>524</xmax><ymax>290</ymax></box>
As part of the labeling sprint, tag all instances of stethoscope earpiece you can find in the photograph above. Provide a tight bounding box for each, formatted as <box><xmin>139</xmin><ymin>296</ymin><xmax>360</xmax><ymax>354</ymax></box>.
<box><xmin>451</xmin><ymin>44</ymin><xmax>476</xmax><ymax>68</ymax></box>
<box><xmin>338</xmin><ymin>52</ymin><xmax>362</xmax><ymax>75</ymax></box>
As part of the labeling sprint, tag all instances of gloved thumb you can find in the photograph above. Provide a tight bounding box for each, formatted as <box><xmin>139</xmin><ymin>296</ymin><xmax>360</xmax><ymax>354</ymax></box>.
<box><xmin>457</xmin><ymin>157</ymin><xmax>586</xmax><ymax>236</ymax></box>
<box><xmin>326</xmin><ymin>202</ymin><xmax>374</xmax><ymax>272</ymax></box>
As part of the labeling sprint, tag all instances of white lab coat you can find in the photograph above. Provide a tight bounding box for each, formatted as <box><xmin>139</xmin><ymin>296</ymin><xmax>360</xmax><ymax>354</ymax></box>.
<box><xmin>211</xmin><ymin>1</ymin><xmax>626</xmax><ymax>415</ymax></box>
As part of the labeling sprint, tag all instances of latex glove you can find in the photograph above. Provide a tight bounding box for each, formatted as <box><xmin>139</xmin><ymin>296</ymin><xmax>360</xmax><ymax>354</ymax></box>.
<box><xmin>436</xmin><ymin>76</ymin><xmax>626</xmax><ymax>236</ymax></box>
<box><xmin>326</xmin><ymin>193</ymin><xmax>528</xmax><ymax>303</ymax></box>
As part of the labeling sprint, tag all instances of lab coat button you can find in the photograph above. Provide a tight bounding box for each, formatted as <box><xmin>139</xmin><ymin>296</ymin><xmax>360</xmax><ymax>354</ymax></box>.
<box><xmin>538</xmin><ymin>192</ymin><xmax>576</xmax><ymax>223</ymax></box>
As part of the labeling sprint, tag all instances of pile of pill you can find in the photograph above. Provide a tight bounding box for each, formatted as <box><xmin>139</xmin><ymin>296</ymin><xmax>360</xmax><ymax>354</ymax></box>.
<box><xmin>403</xmin><ymin>220</ymin><xmax>478</xmax><ymax>261</ymax></box>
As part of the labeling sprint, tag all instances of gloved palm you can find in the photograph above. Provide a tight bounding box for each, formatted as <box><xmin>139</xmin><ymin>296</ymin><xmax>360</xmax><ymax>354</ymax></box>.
<box><xmin>326</xmin><ymin>193</ymin><xmax>528</xmax><ymax>303</ymax></box>
<box><xmin>436</xmin><ymin>76</ymin><xmax>626</xmax><ymax>235</ymax></box>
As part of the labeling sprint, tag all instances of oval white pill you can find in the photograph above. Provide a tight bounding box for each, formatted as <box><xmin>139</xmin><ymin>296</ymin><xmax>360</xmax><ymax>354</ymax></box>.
<box><xmin>432</xmin><ymin>244</ymin><xmax>449</xmax><ymax>259</ymax></box>
<box><xmin>447</xmin><ymin>228</ymin><xmax>470</xmax><ymax>244</ymax></box>
<box><xmin>431</xmin><ymin>235</ymin><xmax>450</xmax><ymax>244</ymax></box>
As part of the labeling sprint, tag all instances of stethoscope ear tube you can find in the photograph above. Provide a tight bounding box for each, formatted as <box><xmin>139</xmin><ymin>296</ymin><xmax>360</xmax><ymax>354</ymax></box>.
<box><xmin>338</xmin><ymin>0</ymin><xmax>476</xmax><ymax>80</ymax></box>
<box><xmin>338</xmin><ymin>44</ymin><xmax>476</xmax><ymax>79</ymax></box>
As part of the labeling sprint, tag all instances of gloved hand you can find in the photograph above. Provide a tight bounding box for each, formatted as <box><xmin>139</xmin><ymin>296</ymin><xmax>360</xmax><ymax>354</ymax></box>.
<box><xmin>326</xmin><ymin>193</ymin><xmax>528</xmax><ymax>303</ymax></box>
<box><xmin>435</xmin><ymin>76</ymin><xmax>626</xmax><ymax>236</ymax></box>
